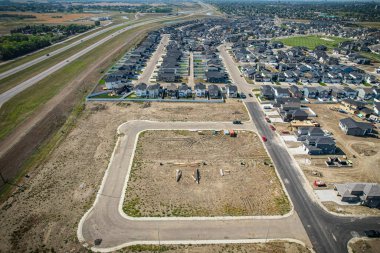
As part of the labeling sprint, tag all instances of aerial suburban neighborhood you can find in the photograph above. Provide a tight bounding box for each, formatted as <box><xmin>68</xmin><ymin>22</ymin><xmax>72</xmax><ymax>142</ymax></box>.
<box><xmin>0</xmin><ymin>1</ymin><xmax>379</xmax><ymax>253</ymax></box>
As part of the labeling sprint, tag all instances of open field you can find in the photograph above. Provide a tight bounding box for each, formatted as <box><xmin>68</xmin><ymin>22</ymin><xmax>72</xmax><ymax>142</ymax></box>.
<box><xmin>120</xmin><ymin>242</ymin><xmax>311</xmax><ymax>253</ymax></box>
<box><xmin>0</xmin><ymin>100</ymin><xmax>248</xmax><ymax>252</ymax></box>
<box><xmin>123</xmin><ymin>130</ymin><xmax>290</xmax><ymax>217</ymax></box>
<box><xmin>275</xmin><ymin>35</ymin><xmax>350</xmax><ymax>50</ymax></box>
<box><xmin>349</xmin><ymin>238</ymin><xmax>380</xmax><ymax>253</ymax></box>
<box><xmin>0</xmin><ymin>23</ymin><xmax>167</xmax><ymax>194</ymax></box>
<box><xmin>359</xmin><ymin>51</ymin><xmax>380</xmax><ymax>63</ymax></box>
<box><xmin>0</xmin><ymin>12</ymin><xmax>100</xmax><ymax>34</ymax></box>
<box><xmin>357</xmin><ymin>22</ymin><xmax>380</xmax><ymax>28</ymax></box>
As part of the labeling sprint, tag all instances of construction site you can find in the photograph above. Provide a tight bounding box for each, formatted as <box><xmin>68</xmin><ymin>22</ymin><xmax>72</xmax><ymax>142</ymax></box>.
<box><xmin>123</xmin><ymin>130</ymin><xmax>290</xmax><ymax>217</ymax></box>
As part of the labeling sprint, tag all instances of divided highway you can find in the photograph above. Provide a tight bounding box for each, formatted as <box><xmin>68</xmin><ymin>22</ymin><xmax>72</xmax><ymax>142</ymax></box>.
<box><xmin>0</xmin><ymin>15</ymin><xmax>182</xmax><ymax>108</ymax></box>
<box><xmin>0</xmin><ymin>22</ymin><xmax>133</xmax><ymax>80</ymax></box>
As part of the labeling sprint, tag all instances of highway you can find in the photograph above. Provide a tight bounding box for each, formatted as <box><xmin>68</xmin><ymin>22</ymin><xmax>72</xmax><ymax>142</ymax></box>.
<box><xmin>219</xmin><ymin>43</ymin><xmax>380</xmax><ymax>253</ymax></box>
<box><xmin>0</xmin><ymin>15</ymin><xmax>185</xmax><ymax>108</ymax></box>
<box><xmin>0</xmin><ymin>21</ymin><xmax>135</xmax><ymax>80</ymax></box>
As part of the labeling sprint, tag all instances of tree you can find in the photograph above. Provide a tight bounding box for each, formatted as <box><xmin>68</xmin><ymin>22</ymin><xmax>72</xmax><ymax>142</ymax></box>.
<box><xmin>95</xmin><ymin>21</ymin><xmax>101</xmax><ymax>26</ymax></box>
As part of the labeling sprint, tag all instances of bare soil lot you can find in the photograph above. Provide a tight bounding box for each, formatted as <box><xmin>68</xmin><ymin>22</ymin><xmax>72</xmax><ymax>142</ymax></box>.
<box><xmin>349</xmin><ymin>238</ymin><xmax>380</xmax><ymax>253</ymax></box>
<box><xmin>123</xmin><ymin>130</ymin><xmax>290</xmax><ymax>217</ymax></box>
<box><xmin>121</xmin><ymin>242</ymin><xmax>311</xmax><ymax>253</ymax></box>
<box><xmin>0</xmin><ymin>101</ymin><xmax>248</xmax><ymax>252</ymax></box>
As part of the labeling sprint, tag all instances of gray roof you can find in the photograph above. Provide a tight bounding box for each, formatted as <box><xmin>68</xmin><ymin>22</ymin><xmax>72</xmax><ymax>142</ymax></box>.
<box><xmin>135</xmin><ymin>82</ymin><xmax>147</xmax><ymax>90</ymax></box>
<box><xmin>339</xmin><ymin>117</ymin><xmax>373</xmax><ymax>131</ymax></box>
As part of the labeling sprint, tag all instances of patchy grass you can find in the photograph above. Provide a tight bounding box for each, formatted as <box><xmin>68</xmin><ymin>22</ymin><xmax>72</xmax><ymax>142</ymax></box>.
<box><xmin>319</xmin><ymin>82</ymin><xmax>327</xmax><ymax>86</ymax></box>
<box><xmin>0</xmin><ymin>26</ymin><xmax>152</xmax><ymax>141</ymax></box>
<box><xmin>274</xmin><ymin>35</ymin><xmax>350</xmax><ymax>50</ymax></box>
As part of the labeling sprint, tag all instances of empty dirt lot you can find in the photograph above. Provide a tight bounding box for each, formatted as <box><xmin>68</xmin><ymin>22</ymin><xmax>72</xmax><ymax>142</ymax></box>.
<box><xmin>0</xmin><ymin>101</ymin><xmax>249</xmax><ymax>252</ymax></box>
<box><xmin>123</xmin><ymin>130</ymin><xmax>290</xmax><ymax>217</ymax></box>
<box><xmin>120</xmin><ymin>242</ymin><xmax>311</xmax><ymax>253</ymax></box>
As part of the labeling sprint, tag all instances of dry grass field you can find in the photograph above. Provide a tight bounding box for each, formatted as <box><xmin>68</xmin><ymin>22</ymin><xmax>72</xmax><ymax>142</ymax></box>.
<box><xmin>349</xmin><ymin>238</ymin><xmax>380</xmax><ymax>253</ymax></box>
<box><xmin>123</xmin><ymin>130</ymin><xmax>290</xmax><ymax>217</ymax></box>
<box><xmin>120</xmin><ymin>242</ymin><xmax>311</xmax><ymax>253</ymax></box>
<box><xmin>0</xmin><ymin>101</ymin><xmax>249</xmax><ymax>252</ymax></box>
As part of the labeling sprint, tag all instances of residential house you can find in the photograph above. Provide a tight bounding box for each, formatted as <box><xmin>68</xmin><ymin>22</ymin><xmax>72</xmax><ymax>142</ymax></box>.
<box><xmin>260</xmin><ymin>85</ymin><xmax>275</xmax><ymax>100</ymax></box>
<box><xmin>227</xmin><ymin>84</ymin><xmax>238</xmax><ymax>98</ymax></box>
<box><xmin>289</xmin><ymin>85</ymin><xmax>303</xmax><ymax>99</ymax></box>
<box><xmin>272</xmin><ymin>86</ymin><xmax>290</xmax><ymax>98</ymax></box>
<box><xmin>303</xmin><ymin>87</ymin><xmax>318</xmax><ymax>99</ymax></box>
<box><xmin>208</xmin><ymin>84</ymin><xmax>220</xmax><ymax>99</ymax></box>
<box><xmin>339</xmin><ymin>117</ymin><xmax>373</xmax><ymax>136</ymax></box>
<box><xmin>178</xmin><ymin>83</ymin><xmax>191</xmax><ymax>98</ymax></box>
<box><xmin>334</xmin><ymin>183</ymin><xmax>380</xmax><ymax>207</ymax></box>
<box><xmin>343</xmin><ymin>87</ymin><xmax>358</xmax><ymax>99</ymax></box>
<box><xmin>147</xmin><ymin>83</ymin><xmax>160</xmax><ymax>98</ymax></box>
<box><xmin>105</xmin><ymin>76</ymin><xmax>123</xmax><ymax>89</ymax></box>
<box><xmin>303</xmin><ymin>136</ymin><xmax>336</xmax><ymax>155</ymax></box>
<box><xmin>135</xmin><ymin>82</ymin><xmax>148</xmax><ymax>97</ymax></box>
<box><xmin>166</xmin><ymin>83</ymin><xmax>178</xmax><ymax>98</ymax></box>
<box><xmin>358</xmin><ymin>88</ymin><xmax>375</xmax><ymax>100</ymax></box>
<box><xmin>194</xmin><ymin>82</ymin><xmax>206</xmax><ymax>97</ymax></box>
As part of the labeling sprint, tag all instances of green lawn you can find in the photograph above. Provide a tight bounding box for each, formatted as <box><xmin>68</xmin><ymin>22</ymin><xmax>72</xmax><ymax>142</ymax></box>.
<box><xmin>274</xmin><ymin>35</ymin><xmax>351</xmax><ymax>50</ymax></box>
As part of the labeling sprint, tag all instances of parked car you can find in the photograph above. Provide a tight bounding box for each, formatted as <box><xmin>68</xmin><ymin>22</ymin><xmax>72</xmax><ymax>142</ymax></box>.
<box><xmin>233</xmin><ymin>120</ymin><xmax>242</xmax><ymax>124</ymax></box>
<box><xmin>265</xmin><ymin>117</ymin><xmax>271</xmax><ymax>123</ymax></box>
<box><xmin>262</xmin><ymin>136</ymin><xmax>267</xmax><ymax>142</ymax></box>
<box><xmin>364</xmin><ymin>230</ymin><xmax>380</xmax><ymax>238</ymax></box>
<box><xmin>240</xmin><ymin>93</ymin><xmax>246</xmax><ymax>99</ymax></box>
<box><xmin>270</xmin><ymin>125</ymin><xmax>276</xmax><ymax>131</ymax></box>
<box><xmin>249</xmin><ymin>94</ymin><xmax>253</xmax><ymax>97</ymax></box>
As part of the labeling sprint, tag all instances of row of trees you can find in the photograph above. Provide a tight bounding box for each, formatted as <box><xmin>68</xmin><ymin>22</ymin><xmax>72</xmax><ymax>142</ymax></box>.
<box><xmin>0</xmin><ymin>24</ymin><xmax>93</xmax><ymax>60</ymax></box>
<box><xmin>11</xmin><ymin>24</ymin><xmax>94</xmax><ymax>36</ymax></box>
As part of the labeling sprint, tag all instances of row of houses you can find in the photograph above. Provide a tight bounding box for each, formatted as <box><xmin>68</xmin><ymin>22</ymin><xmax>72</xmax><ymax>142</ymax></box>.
<box><xmin>133</xmin><ymin>82</ymin><xmax>238</xmax><ymax>99</ymax></box>
<box><xmin>104</xmin><ymin>31</ymin><xmax>161</xmax><ymax>90</ymax></box>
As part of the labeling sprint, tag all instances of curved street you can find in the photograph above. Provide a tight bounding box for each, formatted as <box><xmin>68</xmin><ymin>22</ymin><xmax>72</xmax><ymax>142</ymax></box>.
<box><xmin>78</xmin><ymin>120</ymin><xmax>311</xmax><ymax>252</ymax></box>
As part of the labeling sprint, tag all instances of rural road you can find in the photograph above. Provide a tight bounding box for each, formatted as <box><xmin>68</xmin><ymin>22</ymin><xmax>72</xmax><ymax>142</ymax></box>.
<box><xmin>78</xmin><ymin>120</ymin><xmax>311</xmax><ymax>252</ymax></box>
<box><xmin>219</xmin><ymin>44</ymin><xmax>380</xmax><ymax>253</ymax></box>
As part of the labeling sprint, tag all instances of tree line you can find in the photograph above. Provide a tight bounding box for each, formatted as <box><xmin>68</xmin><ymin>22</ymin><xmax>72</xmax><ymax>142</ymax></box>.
<box><xmin>0</xmin><ymin>24</ymin><xmax>93</xmax><ymax>60</ymax></box>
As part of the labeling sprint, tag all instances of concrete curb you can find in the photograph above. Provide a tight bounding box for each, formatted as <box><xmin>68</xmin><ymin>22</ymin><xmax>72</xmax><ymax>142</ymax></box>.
<box><xmin>91</xmin><ymin>238</ymin><xmax>314</xmax><ymax>253</ymax></box>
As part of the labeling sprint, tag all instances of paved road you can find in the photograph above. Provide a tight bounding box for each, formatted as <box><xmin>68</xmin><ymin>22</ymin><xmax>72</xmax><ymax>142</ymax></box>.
<box><xmin>137</xmin><ymin>34</ymin><xmax>170</xmax><ymax>84</ymax></box>
<box><xmin>219</xmin><ymin>44</ymin><xmax>380</xmax><ymax>253</ymax></box>
<box><xmin>0</xmin><ymin>15</ymin><xmax>183</xmax><ymax>108</ymax></box>
<box><xmin>78</xmin><ymin>120</ymin><xmax>311</xmax><ymax>252</ymax></box>
<box><xmin>0</xmin><ymin>21</ymin><xmax>136</xmax><ymax>80</ymax></box>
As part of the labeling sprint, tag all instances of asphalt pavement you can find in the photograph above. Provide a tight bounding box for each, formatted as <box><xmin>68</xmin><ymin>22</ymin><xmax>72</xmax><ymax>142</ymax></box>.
<box><xmin>219</xmin><ymin>44</ymin><xmax>380</xmax><ymax>253</ymax></box>
<box><xmin>78</xmin><ymin>120</ymin><xmax>311</xmax><ymax>252</ymax></box>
